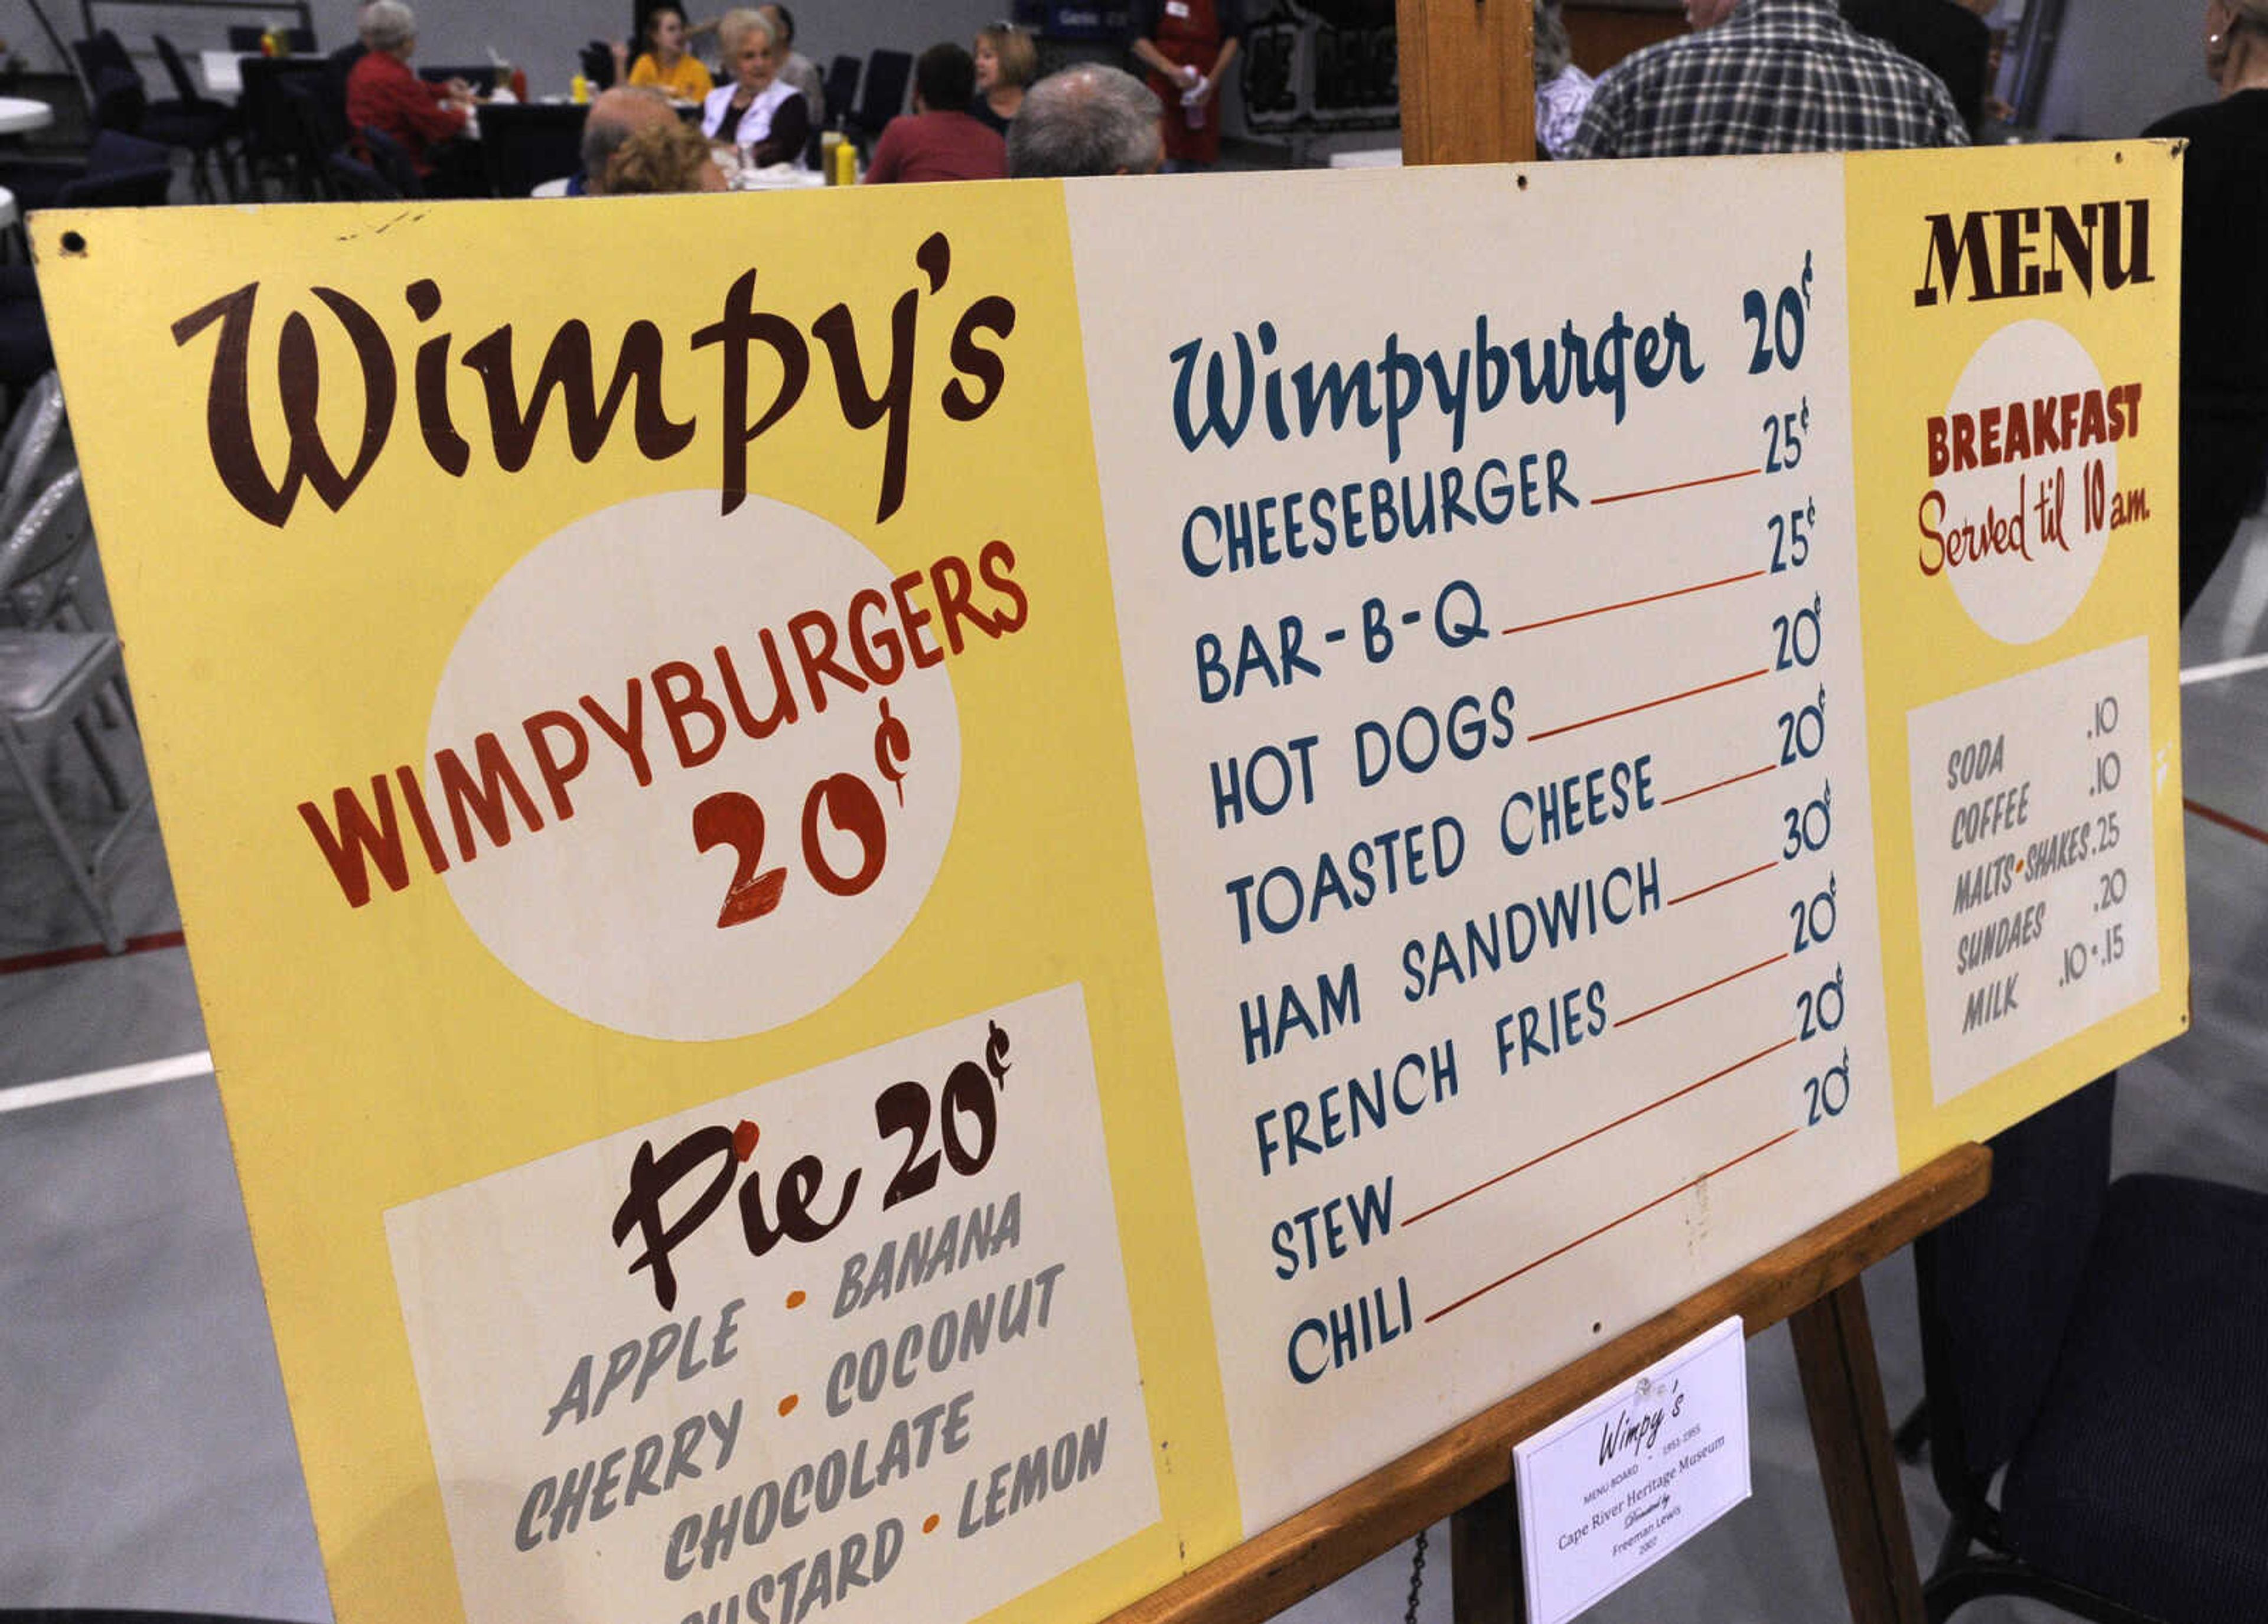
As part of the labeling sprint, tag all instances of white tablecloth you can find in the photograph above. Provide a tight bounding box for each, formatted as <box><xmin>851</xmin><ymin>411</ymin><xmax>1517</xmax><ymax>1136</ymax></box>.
<box><xmin>0</xmin><ymin>98</ymin><xmax>54</xmax><ymax>135</ymax></box>
<box><xmin>198</xmin><ymin>50</ymin><xmax>246</xmax><ymax>96</ymax></box>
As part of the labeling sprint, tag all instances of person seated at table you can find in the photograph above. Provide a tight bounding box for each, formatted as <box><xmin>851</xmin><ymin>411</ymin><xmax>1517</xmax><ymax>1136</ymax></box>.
<box><xmin>571</xmin><ymin>84</ymin><xmax>679</xmax><ymax>193</ymax></box>
<box><xmin>758</xmin><ymin>5</ymin><xmax>827</xmax><ymax>127</ymax></box>
<box><xmin>604</xmin><ymin>118</ymin><xmax>728</xmax><ymax>191</ymax></box>
<box><xmin>627</xmin><ymin>2</ymin><xmax>715</xmax><ymax>100</ymax></box>
<box><xmin>969</xmin><ymin>21</ymin><xmax>1038</xmax><ymax>134</ymax></box>
<box><xmin>1006</xmin><ymin>63</ymin><xmax>1163</xmax><ymax>177</ymax></box>
<box><xmin>702</xmin><ymin>8</ymin><xmax>809</xmax><ymax>165</ymax></box>
<box><xmin>865</xmin><ymin>44</ymin><xmax>1006</xmax><ymax>182</ymax></box>
<box><xmin>346</xmin><ymin>0</ymin><xmax>484</xmax><ymax>195</ymax></box>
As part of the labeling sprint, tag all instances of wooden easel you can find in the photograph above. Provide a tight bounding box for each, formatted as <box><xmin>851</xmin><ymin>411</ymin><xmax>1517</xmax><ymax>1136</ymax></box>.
<box><xmin>1104</xmin><ymin>1145</ymin><xmax>1987</xmax><ymax>1624</ymax></box>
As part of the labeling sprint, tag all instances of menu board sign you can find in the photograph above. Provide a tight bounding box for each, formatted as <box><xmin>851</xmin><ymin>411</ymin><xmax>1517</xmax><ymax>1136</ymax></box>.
<box><xmin>35</xmin><ymin>141</ymin><xmax>2186</xmax><ymax>1624</ymax></box>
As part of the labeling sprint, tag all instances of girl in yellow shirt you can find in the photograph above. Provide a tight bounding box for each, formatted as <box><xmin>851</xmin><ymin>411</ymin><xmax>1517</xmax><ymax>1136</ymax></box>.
<box><xmin>627</xmin><ymin>4</ymin><xmax>715</xmax><ymax>100</ymax></box>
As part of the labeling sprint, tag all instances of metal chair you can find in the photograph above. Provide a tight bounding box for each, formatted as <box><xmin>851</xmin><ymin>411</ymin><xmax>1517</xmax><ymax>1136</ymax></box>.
<box><xmin>0</xmin><ymin>373</ymin><xmax>70</xmax><ymax>546</ymax></box>
<box><xmin>0</xmin><ymin>469</ymin><xmax>149</xmax><ymax>955</ymax></box>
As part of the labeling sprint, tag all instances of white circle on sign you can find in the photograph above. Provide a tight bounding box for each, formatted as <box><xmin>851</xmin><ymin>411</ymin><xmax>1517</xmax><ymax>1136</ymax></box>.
<box><xmin>429</xmin><ymin>491</ymin><xmax>962</xmax><ymax>1041</ymax></box>
<box><xmin>1930</xmin><ymin>319</ymin><xmax>2117</xmax><ymax>644</ymax></box>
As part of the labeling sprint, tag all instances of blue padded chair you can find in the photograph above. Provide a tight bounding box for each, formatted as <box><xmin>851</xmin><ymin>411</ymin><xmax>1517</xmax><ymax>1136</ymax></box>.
<box><xmin>0</xmin><ymin>270</ymin><xmax>53</xmax><ymax>400</ymax></box>
<box><xmin>357</xmin><ymin>125</ymin><xmax>427</xmax><ymax>198</ymax></box>
<box><xmin>822</xmin><ymin>53</ymin><xmax>861</xmax><ymax>128</ymax></box>
<box><xmin>1914</xmin><ymin>1075</ymin><xmax>2268</xmax><ymax>1622</ymax></box>
<box><xmin>843</xmin><ymin>48</ymin><xmax>911</xmax><ymax>146</ymax></box>
<box><xmin>326</xmin><ymin>149</ymin><xmax>399</xmax><ymax>200</ymax></box>
<box><xmin>144</xmin><ymin>34</ymin><xmax>243</xmax><ymax>199</ymax></box>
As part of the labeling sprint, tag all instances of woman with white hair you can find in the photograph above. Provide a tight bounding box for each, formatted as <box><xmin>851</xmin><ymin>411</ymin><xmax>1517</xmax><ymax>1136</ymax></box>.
<box><xmin>2144</xmin><ymin>0</ymin><xmax>2268</xmax><ymax>613</ymax></box>
<box><xmin>344</xmin><ymin>0</ymin><xmax>484</xmax><ymax>193</ymax></box>
<box><xmin>700</xmin><ymin>6</ymin><xmax>811</xmax><ymax>167</ymax></box>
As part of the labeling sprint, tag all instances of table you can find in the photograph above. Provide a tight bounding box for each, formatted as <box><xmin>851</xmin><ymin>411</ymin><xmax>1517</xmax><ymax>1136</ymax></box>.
<box><xmin>198</xmin><ymin>51</ymin><xmax>243</xmax><ymax>96</ymax></box>
<box><xmin>0</xmin><ymin>98</ymin><xmax>54</xmax><ymax>136</ymax></box>
<box><xmin>733</xmin><ymin>167</ymin><xmax>827</xmax><ymax>191</ymax></box>
<box><xmin>201</xmin><ymin>51</ymin><xmax>316</xmax><ymax>97</ymax></box>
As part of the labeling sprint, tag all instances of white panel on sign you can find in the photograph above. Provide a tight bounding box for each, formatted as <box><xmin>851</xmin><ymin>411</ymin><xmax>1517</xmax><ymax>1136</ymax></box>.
<box><xmin>1063</xmin><ymin>160</ymin><xmax>1898</xmax><ymax>1534</ymax></box>
<box><xmin>384</xmin><ymin>984</ymin><xmax>1159</xmax><ymax>1624</ymax></box>
<box><xmin>1907</xmin><ymin>638</ymin><xmax>2159</xmax><ymax>1102</ymax></box>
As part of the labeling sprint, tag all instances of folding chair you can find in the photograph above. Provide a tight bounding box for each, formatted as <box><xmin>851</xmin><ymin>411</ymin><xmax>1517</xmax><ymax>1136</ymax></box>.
<box><xmin>0</xmin><ymin>372</ymin><xmax>71</xmax><ymax>546</ymax></box>
<box><xmin>0</xmin><ymin>469</ymin><xmax>149</xmax><ymax>954</ymax></box>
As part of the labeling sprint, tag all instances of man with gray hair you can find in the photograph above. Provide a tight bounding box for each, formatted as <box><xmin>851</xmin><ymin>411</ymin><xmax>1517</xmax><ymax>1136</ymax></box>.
<box><xmin>1006</xmin><ymin>64</ymin><xmax>1163</xmax><ymax>177</ymax></box>
<box><xmin>574</xmin><ymin>84</ymin><xmax>677</xmax><ymax>194</ymax></box>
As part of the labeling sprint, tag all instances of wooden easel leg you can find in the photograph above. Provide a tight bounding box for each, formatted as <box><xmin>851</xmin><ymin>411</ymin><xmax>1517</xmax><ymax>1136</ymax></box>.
<box><xmin>1790</xmin><ymin>1276</ymin><xmax>1927</xmax><ymax>1624</ymax></box>
<box><xmin>1449</xmin><ymin>1482</ymin><xmax>1525</xmax><ymax>1624</ymax></box>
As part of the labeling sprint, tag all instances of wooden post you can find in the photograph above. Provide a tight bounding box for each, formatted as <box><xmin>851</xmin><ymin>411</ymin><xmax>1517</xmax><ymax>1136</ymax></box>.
<box><xmin>1397</xmin><ymin>0</ymin><xmax>1535</xmax><ymax>165</ymax></box>
<box><xmin>1790</xmin><ymin>1276</ymin><xmax>1929</xmax><ymax>1624</ymax></box>
<box><xmin>1449</xmin><ymin>1484</ymin><xmax>1524</xmax><ymax>1624</ymax></box>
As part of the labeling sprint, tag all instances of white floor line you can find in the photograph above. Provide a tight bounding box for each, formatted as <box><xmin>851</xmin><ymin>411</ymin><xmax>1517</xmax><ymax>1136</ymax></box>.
<box><xmin>2181</xmin><ymin>651</ymin><xmax>2268</xmax><ymax>687</ymax></box>
<box><xmin>0</xmin><ymin>1049</ymin><xmax>213</xmax><ymax>1116</ymax></box>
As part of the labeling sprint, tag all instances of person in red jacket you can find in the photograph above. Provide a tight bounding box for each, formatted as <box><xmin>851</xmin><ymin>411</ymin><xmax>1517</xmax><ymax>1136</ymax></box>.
<box><xmin>863</xmin><ymin>44</ymin><xmax>1008</xmax><ymax>184</ymax></box>
<box><xmin>345</xmin><ymin>0</ymin><xmax>484</xmax><ymax>194</ymax></box>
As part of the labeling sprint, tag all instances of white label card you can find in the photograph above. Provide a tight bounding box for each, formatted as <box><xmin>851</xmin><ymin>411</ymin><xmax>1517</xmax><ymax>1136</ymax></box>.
<box><xmin>1513</xmin><ymin>1318</ymin><xmax>1751</xmax><ymax>1624</ymax></box>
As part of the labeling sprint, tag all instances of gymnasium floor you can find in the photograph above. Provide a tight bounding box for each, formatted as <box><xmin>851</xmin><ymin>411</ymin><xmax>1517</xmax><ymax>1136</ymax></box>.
<box><xmin>5</xmin><ymin>529</ymin><xmax>2264</xmax><ymax>1624</ymax></box>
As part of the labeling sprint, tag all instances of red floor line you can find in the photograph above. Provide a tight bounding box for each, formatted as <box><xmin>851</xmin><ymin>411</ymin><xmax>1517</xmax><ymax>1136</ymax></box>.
<box><xmin>2185</xmin><ymin>797</ymin><xmax>2268</xmax><ymax>849</ymax></box>
<box><xmin>1591</xmin><ymin>468</ymin><xmax>1766</xmax><ymax>506</ymax></box>
<box><xmin>0</xmin><ymin>928</ymin><xmax>187</xmax><ymax>979</ymax></box>
<box><xmin>1403</xmin><ymin>1036</ymin><xmax>1800</xmax><ymax>1227</ymax></box>
<box><xmin>1663</xmin><ymin>763</ymin><xmax>1780</xmax><ymax>806</ymax></box>
<box><xmin>1668</xmin><ymin>861</ymin><xmax>1780</xmax><ymax>907</ymax></box>
<box><xmin>1530</xmin><ymin>668</ymin><xmax>1772</xmax><ymax>743</ymax></box>
<box><xmin>1614</xmin><ymin>951</ymin><xmax>1790</xmax><ymax>1028</ymax></box>
<box><xmin>1425</xmin><ymin>1130</ymin><xmax>1803</xmax><ymax>1322</ymax></box>
<box><xmin>1499</xmin><ymin>570</ymin><xmax>1768</xmax><ymax>637</ymax></box>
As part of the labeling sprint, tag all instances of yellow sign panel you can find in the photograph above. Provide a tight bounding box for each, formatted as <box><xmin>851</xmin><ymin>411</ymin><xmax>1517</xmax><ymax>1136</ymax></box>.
<box><xmin>34</xmin><ymin>143</ymin><xmax>2184</xmax><ymax>1624</ymax></box>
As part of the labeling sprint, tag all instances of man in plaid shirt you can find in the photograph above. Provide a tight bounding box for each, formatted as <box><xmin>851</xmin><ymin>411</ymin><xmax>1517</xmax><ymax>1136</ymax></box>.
<box><xmin>1566</xmin><ymin>0</ymin><xmax>1969</xmax><ymax>158</ymax></box>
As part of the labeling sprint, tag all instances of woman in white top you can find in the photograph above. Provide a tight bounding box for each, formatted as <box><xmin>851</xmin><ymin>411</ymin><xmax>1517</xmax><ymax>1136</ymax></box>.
<box><xmin>701</xmin><ymin>8</ymin><xmax>810</xmax><ymax>165</ymax></box>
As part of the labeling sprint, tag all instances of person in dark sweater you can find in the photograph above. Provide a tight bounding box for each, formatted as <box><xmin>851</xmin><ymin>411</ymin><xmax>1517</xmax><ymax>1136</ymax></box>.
<box><xmin>865</xmin><ymin>43</ymin><xmax>1008</xmax><ymax>183</ymax></box>
<box><xmin>701</xmin><ymin>7</ymin><xmax>810</xmax><ymax>167</ymax></box>
<box><xmin>1841</xmin><ymin>0</ymin><xmax>1993</xmax><ymax>132</ymax></box>
<box><xmin>970</xmin><ymin>21</ymin><xmax>1038</xmax><ymax>134</ymax></box>
<box><xmin>2145</xmin><ymin>0</ymin><xmax>2268</xmax><ymax>614</ymax></box>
